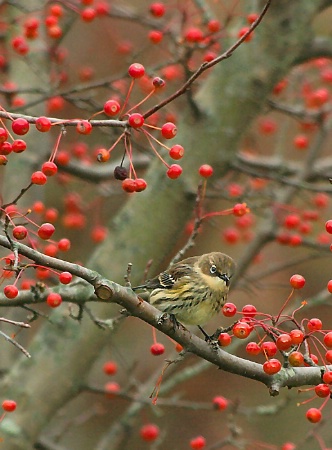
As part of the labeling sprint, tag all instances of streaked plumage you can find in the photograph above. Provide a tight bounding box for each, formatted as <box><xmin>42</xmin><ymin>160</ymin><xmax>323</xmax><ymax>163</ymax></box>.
<box><xmin>133</xmin><ymin>252</ymin><xmax>236</xmax><ymax>325</ymax></box>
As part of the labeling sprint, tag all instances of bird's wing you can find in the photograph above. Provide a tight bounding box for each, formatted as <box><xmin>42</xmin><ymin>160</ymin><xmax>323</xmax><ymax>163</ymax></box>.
<box><xmin>144</xmin><ymin>260</ymin><xmax>195</xmax><ymax>290</ymax></box>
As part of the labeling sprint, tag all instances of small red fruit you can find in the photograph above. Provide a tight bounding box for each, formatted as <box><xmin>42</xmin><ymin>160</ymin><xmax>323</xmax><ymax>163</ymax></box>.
<box><xmin>150</xmin><ymin>343</ymin><xmax>165</xmax><ymax>355</ymax></box>
<box><xmin>263</xmin><ymin>358</ymin><xmax>282</xmax><ymax>375</ymax></box>
<box><xmin>76</xmin><ymin>120</ymin><xmax>92</xmax><ymax>135</ymax></box>
<box><xmin>212</xmin><ymin>396</ymin><xmax>228</xmax><ymax>410</ymax></box>
<box><xmin>13</xmin><ymin>225</ymin><xmax>28</xmax><ymax>240</ymax></box>
<box><xmin>46</xmin><ymin>292</ymin><xmax>62</xmax><ymax>308</ymax></box>
<box><xmin>290</xmin><ymin>329</ymin><xmax>304</xmax><ymax>345</ymax></box>
<box><xmin>103</xmin><ymin>99</ymin><xmax>121</xmax><ymax>116</ymax></box>
<box><xmin>246</xmin><ymin>342</ymin><xmax>261</xmax><ymax>356</ymax></box>
<box><xmin>58</xmin><ymin>238</ymin><xmax>71</xmax><ymax>251</ymax></box>
<box><xmin>134</xmin><ymin>178</ymin><xmax>147</xmax><ymax>192</ymax></box>
<box><xmin>222</xmin><ymin>302</ymin><xmax>237</xmax><ymax>317</ymax></box>
<box><xmin>322</xmin><ymin>371</ymin><xmax>332</xmax><ymax>384</ymax></box>
<box><xmin>307</xmin><ymin>318</ymin><xmax>322</xmax><ymax>332</ymax></box>
<box><xmin>12</xmin><ymin>118</ymin><xmax>30</xmax><ymax>135</ymax></box>
<box><xmin>59</xmin><ymin>271</ymin><xmax>73</xmax><ymax>284</ymax></box>
<box><xmin>149</xmin><ymin>2</ymin><xmax>166</xmax><ymax>18</ymax></box>
<box><xmin>261</xmin><ymin>341</ymin><xmax>277</xmax><ymax>357</ymax></box>
<box><xmin>314</xmin><ymin>384</ymin><xmax>330</xmax><ymax>398</ymax></box>
<box><xmin>38</xmin><ymin>223</ymin><xmax>55</xmax><ymax>240</ymax></box>
<box><xmin>2</xmin><ymin>400</ymin><xmax>17</xmax><ymax>412</ymax></box>
<box><xmin>288</xmin><ymin>351</ymin><xmax>304</xmax><ymax>367</ymax></box>
<box><xmin>289</xmin><ymin>274</ymin><xmax>305</xmax><ymax>289</ymax></box>
<box><xmin>306</xmin><ymin>408</ymin><xmax>322</xmax><ymax>423</ymax></box>
<box><xmin>325</xmin><ymin>220</ymin><xmax>332</xmax><ymax>234</ymax></box>
<box><xmin>128</xmin><ymin>63</ymin><xmax>145</xmax><ymax>78</ymax></box>
<box><xmin>169</xmin><ymin>144</ymin><xmax>184</xmax><ymax>160</ymax></box>
<box><xmin>128</xmin><ymin>113</ymin><xmax>144</xmax><ymax>128</ymax></box>
<box><xmin>105</xmin><ymin>381</ymin><xmax>120</xmax><ymax>398</ymax></box>
<box><xmin>31</xmin><ymin>171</ymin><xmax>47</xmax><ymax>185</ymax></box>
<box><xmin>4</xmin><ymin>285</ymin><xmax>19</xmax><ymax>299</ymax></box>
<box><xmin>42</xmin><ymin>161</ymin><xmax>58</xmax><ymax>176</ymax></box>
<box><xmin>166</xmin><ymin>164</ymin><xmax>182</xmax><ymax>179</ymax></box>
<box><xmin>218</xmin><ymin>333</ymin><xmax>231</xmax><ymax>346</ymax></box>
<box><xmin>241</xmin><ymin>304</ymin><xmax>257</xmax><ymax>317</ymax></box>
<box><xmin>122</xmin><ymin>178</ymin><xmax>136</xmax><ymax>193</ymax></box>
<box><xmin>140</xmin><ymin>423</ymin><xmax>160</xmax><ymax>442</ymax></box>
<box><xmin>190</xmin><ymin>435</ymin><xmax>206</xmax><ymax>449</ymax></box>
<box><xmin>276</xmin><ymin>334</ymin><xmax>292</xmax><ymax>351</ymax></box>
<box><xmin>232</xmin><ymin>321</ymin><xmax>252</xmax><ymax>339</ymax></box>
<box><xmin>35</xmin><ymin>116</ymin><xmax>52</xmax><ymax>132</ymax></box>
<box><xmin>161</xmin><ymin>122</ymin><xmax>177</xmax><ymax>139</ymax></box>
<box><xmin>198</xmin><ymin>164</ymin><xmax>213</xmax><ymax>178</ymax></box>
<box><xmin>103</xmin><ymin>361</ymin><xmax>118</xmax><ymax>375</ymax></box>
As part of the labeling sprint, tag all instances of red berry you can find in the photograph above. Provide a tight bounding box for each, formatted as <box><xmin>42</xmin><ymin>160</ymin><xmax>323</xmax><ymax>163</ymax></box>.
<box><xmin>166</xmin><ymin>164</ymin><xmax>182</xmax><ymax>179</ymax></box>
<box><xmin>207</xmin><ymin>19</ymin><xmax>221</xmax><ymax>33</ymax></box>
<box><xmin>58</xmin><ymin>238</ymin><xmax>71</xmax><ymax>251</ymax></box>
<box><xmin>91</xmin><ymin>225</ymin><xmax>107</xmax><ymax>243</ymax></box>
<box><xmin>326</xmin><ymin>350</ymin><xmax>332</xmax><ymax>363</ymax></box>
<box><xmin>42</xmin><ymin>161</ymin><xmax>58</xmax><ymax>176</ymax></box>
<box><xmin>222</xmin><ymin>227</ymin><xmax>240</xmax><ymax>244</ymax></box>
<box><xmin>233</xmin><ymin>203</ymin><xmax>248</xmax><ymax>217</ymax></box>
<box><xmin>288</xmin><ymin>351</ymin><xmax>304</xmax><ymax>367</ymax></box>
<box><xmin>105</xmin><ymin>381</ymin><xmax>120</xmax><ymax>398</ymax></box>
<box><xmin>2</xmin><ymin>400</ymin><xmax>17</xmax><ymax>412</ymax></box>
<box><xmin>169</xmin><ymin>144</ymin><xmax>184</xmax><ymax>160</ymax></box>
<box><xmin>161</xmin><ymin>122</ymin><xmax>177</xmax><ymax>139</ymax></box>
<box><xmin>307</xmin><ymin>318</ymin><xmax>322</xmax><ymax>332</ymax></box>
<box><xmin>0</xmin><ymin>127</ymin><xmax>8</xmax><ymax>143</ymax></box>
<box><xmin>237</xmin><ymin>26</ymin><xmax>253</xmax><ymax>42</ymax></box>
<box><xmin>232</xmin><ymin>321</ymin><xmax>252</xmax><ymax>339</ymax></box>
<box><xmin>246</xmin><ymin>342</ymin><xmax>261</xmax><ymax>356</ymax></box>
<box><xmin>218</xmin><ymin>333</ymin><xmax>231</xmax><ymax>346</ymax></box>
<box><xmin>152</xmin><ymin>77</ymin><xmax>165</xmax><ymax>88</ymax></box>
<box><xmin>258</xmin><ymin>118</ymin><xmax>277</xmax><ymax>134</ymax></box>
<box><xmin>103</xmin><ymin>361</ymin><xmax>118</xmax><ymax>375</ymax></box>
<box><xmin>31</xmin><ymin>171</ymin><xmax>47</xmax><ymax>185</ymax></box>
<box><xmin>198</xmin><ymin>164</ymin><xmax>213</xmax><ymax>178</ymax></box>
<box><xmin>247</xmin><ymin>13</ymin><xmax>259</xmax><ymax>24</ymax></box>
<box><xmin>103</xmin><ymin>99</ymin><xmax>120</xmax><ymax>116</ymax></box>
<box><xmin>315</xmin><ymin>384</ymin><xmax>330</xmax><ymax>398</ymax></box>
<box><xmin>184</xmin><ymin>27</ymin><xmax>204</xmax><ymax>43</ymax></box>
<box><xmin>284</xmin><ymin>214</ymin><xmax>300</xmax><ymax>229</ymax></box>
<box><xmin>128</xmin><ymin>113</ymin><xmax>144</xmax><ymax>128</ymax></box>
<box><xmin>35</xmin><ymin>116</ymin><xmax>51</xmax><ymax>132</ymax></box>
<box><xmin>306</xmin><ymin>408</ymin><xmax>322</xmax><ymax>423</ymax></box>
<box><xmin>0</xmin><ymin>142</ymin><xmax>12</xmax><ymax>155</ymax></box>
<box><xmin>190</xmin><ymin>435</ymin><xmax>206</xmax><ymax>449</ymax></box>
<box><xmin>81</xmin><ymin>7</ymin><xmax>96</xmax><ymax>22</ymax></box>
<box><xmin>128</xmin><ymin>63</ymin><xmax>145</xmax><ymax>78</ymax></box>
<box><xmin>293</xmin><ymin>134</ymin><xmax>309</xmax><ymax>149</ymax></box>
<box><xmin>13</xmin><ymin>225</ymin><xmax>28</xmax><ymax>240</ymax></box>
<box><xmin>276</xmin><ymin>334</ymin><xmax>292</xmax><ymax>351</ymax></box>
<box><xmin>327</xmin><ymin>280</ymin><xmax>332</xmax><ymax>293</ymax></box>
<box><xmin>59</xmin><ymin>271</ymin><xmax>73</xmax><ymax>284</ymax></box>
<box><xmin>122</xmin><ymin>178</ymin><xmax>136</xmax><ymax>193</ymax></box>
<box><xmin>46</xmin><ymin>292</ymin><xmax>62</xmax><ymax>308</ymax></box>
<box><xmin>38</xmin><ymin>223</ymin><xmax>55</xmax><ymax>240</ymax></box>
<box><xmin>314</xmin><ymin>193</ymin><xmax>328</xmax><ymax>208</ymax></box>
<box><xmin>12</xmin><ymin>118</ymin><xmax>29</xmax><ymax>135</ymax></box>
<box><xmin>289</xmin><ymin>274</ymin><xmax>305</xmax><ymax>289</ymax></box>
<box><xmin>149</xmin><ymin>2</ymin><xmax>165</xmax><ymax>18</ymax></box>
<box><xmin>323</xmin><ymin>371</ymin><xmax>332</xmax><ymax>384</ymax></box>
<box><xmin>222</xmin><ymin>302</ymin><xmax>237</xmax><ymax>317</ymax></box>
<box><xmin>289</xmin><ymin>329</ymin><xmax>304</xmax><ymax>345</ymax></box>
<box><xmin>261</xmin><ymin>342</ymin><xmax>277</xmax><ymax>357</ymax></box>
<box><xmin>76</xmin><ymin>120</ymin><xmax>92</xmax><ymax>135</ymax></box>
<box><xmin>241</xmin><ymin>304</ymin><xmax>257</xmax><ymax>317</ymax></box>
<box><xmin>325</xmin><ymin>220</ymin><xmax>332</xmax><ymax>234</ymax></box>
<box><xmin>150</xmin><ymin>343</ymin><xmax>165</xmax><ymax>355</ymax></box>
<box><xmin>4</xmin><ymin>285</ymin><xmax>19</xmax><ymax>299</ymax></box>
<box><xmin>263</xmin><ymin>358</ymin><xmax>282</xmax><ymax>375</ymax></box>
<box><xmin>135</xmin><ymin>178</ymin><xmax>147</xmax><ymax>192</ymax></box>
<box><xmin>148</xmin><ymin>30</ymin><xmax>163</xmax><ymax>44</ymax></box>
<box><xmin>140</xmin><ymin>423</ymin><xmax>160</xmax><ymax>442</ymax></box>
<box><xmin>212</xmin><ymin>396</ymin><xmax>228</xmax><ymax>410</ymax></box>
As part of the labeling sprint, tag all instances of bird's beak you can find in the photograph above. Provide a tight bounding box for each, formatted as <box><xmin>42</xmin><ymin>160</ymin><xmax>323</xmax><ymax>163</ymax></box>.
<box><xmin>218</xmin><ymin>273</ymin><xmax>230</xmax><ymax>286</ymax></box>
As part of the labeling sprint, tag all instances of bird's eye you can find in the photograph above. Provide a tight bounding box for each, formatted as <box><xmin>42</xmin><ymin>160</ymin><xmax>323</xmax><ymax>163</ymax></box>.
<box><xmin>210</xmin><ymin>264</ymin><xmax>217</xmax><ymax>274</ymax></box>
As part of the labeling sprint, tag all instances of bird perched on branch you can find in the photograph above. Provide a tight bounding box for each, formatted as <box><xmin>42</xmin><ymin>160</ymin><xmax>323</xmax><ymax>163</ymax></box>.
<box><xmin>133</xmin><ymin>252</ymin><xmax>236</xmax><ymax>327</ymax></box>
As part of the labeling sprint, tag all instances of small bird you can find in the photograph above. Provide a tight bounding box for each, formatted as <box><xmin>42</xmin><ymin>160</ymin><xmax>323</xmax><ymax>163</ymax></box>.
<box><xmin>133</xmin><ymin>252</ymin><xmax>236</xmax><ymax>326</ymax></box>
